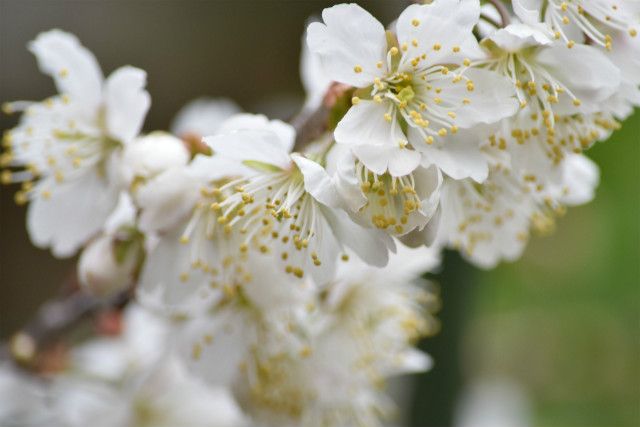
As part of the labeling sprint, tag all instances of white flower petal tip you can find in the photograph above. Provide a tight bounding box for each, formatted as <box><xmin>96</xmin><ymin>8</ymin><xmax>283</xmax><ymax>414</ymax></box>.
<box><xmin>28</xmin><ymin>29</ymin><xmax>103</xmax><ymax>112</ymax></box>
<box><xmin>483</xmin><ymin>24</ymin><xmax>553</xmax><ymax>52</ymax></box>
<box><xmin>104</xmin><ymin>66</ymin><xmax>151</xmax><ymax>144</ymax></box>
<box><xmin>171</xmin><ymin>98</ymin><xmax>242</xmax><ymax>138</ymax></box>
<box><xmin>306</xmin><ymin>3</ymin><xmax>387</xmax><ymax>87</ymax></box>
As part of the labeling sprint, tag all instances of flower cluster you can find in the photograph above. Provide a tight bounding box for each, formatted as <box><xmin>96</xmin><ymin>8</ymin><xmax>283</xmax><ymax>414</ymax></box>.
<box><xmin>1</xmin><ymin>1</ymin><xmax>636</xmax><ymax>426</ymax></box>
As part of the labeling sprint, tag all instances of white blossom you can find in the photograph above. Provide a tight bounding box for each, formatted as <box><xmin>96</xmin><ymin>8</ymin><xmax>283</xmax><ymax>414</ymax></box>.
<box><xmin>307</xmin><ymin>0</ymin><xmax>518</xmax><ymax>180</ymax></box>
<box><xmin>1</xmin><ymin>29</ymin><xmax>150</xmax><ymax>257</ymax></box>
<box><xmin>77</xmin><ymin>193</ymin><xmax>141</xmax><ymax>297</ymax></box>
<box><xmin>329</xmin><ymin>144</ymin><xmax>442</xmax><ymax>240</ymax></box>
<box><xmin>231</xmin><ymin>243</ymin><xmax>439</xmax><ymax>427</ymax></box>
<box><xmin>438</xmin><ymin>153</ymin><xmax>600</xmax><ymax>268</ymax></box>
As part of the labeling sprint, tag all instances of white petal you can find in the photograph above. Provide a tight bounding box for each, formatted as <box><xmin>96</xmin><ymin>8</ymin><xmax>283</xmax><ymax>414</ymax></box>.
<box><xmin>121</xmin><ymin>132</ymin><xmax>189</xmax><ymax>184</ymax></box>
<box><xmin>396</xmin><ymin>0</ymin><xmax>484</xmax><ymax>67</ymax></box>
<box><xmin>323</xmin><ymin>207</ymin><xmax>392</xmax><ymax>267</ymax></box>
<box><xmin>217</xmin><ymin>114</ymin><xmax>295</xmax><ymax>154</ymax></box>
<box><xmin>512</xmin><ymin>0</ymin><xmax>545</xmax><ymax>28</ymax></box>
<box><xmin>536</xmin><ymin>44</ymin><xmax>620</xmax><ymax>114</ymax></box>
<box><xmin>411</xmin><ymin>127</ymin><xmax>489</xmax><ymax>182</ymax></box>
<box><xmin>27</xmin><ymin>169</ymin><xmax>120</xmax><ymax>258</ymax></box>
<box><xmin>396</xmin><ymin>349</ymin><xmax>433</xmax><ymax>374</ymax></box>
<box><xmin>136</xmin><ymin>168</ymin><xmax>200</xmax><ymax>234</ymax></box>
<box><xmin>170</xmin><ymin>98</ymin><xmax>241</xmax><ymax>138</ymax></box>
<box><xmin>104</xmin><ymin>66</ymin><xmax>151</xmax><ymax>143</ymax></box>
<box><xmin>331</xmin><ymin>146</ymin><xmax>368</xmax><ymax>211</ymax></box>
<box><xmin>558</xmin><ymin>154</ymin><xmax>600</xmax><ymax>206</ymax></box>
<box><xmin>178</xmin><ymin>313</ymin><xmax>249</xmax><ymax>387</ymax></box>
<box><xmin>451</xmin><ymin>68</ymin><xmax>519</xmax><ymax>128</ymax></box>
<box><xmin>137</xmin><ymin>225</ymin><xmax>215</xmax><ymax>314</ymax></box>
<box><xmin>483</xmin><ymin>23</ymin><xmax>552</xmax><ymax>52</ymax></box>
<box><xmin>28</xmin><ymin>29</ymin><xmax>103</xmax><ymax>112</ymax></box>
<box><xmin>291</xmin><ymin>154</ymin><xmax>342</xmax><ymax>208</ymax></box>
<box><xmin>103</xmin><ymin>192</ymin><xmax>136</xmax><ymax>233</ymax></box>
<box><xmin>300</xmin><ymin>30</ymin><xmax>332</xmax><ymax>112</ymax></box>
<box><xmin>335</xmin><ymin>100</ymin><xmax>402</xmax><ymax>147</ymax></box>
<box><xmin>352</xmin><ymin>144</ymin><xmax>421</xmax><ymax>177</ymax></box>
<box><xmin>204</xmin><ymin>129</ymin><xmax>291</xmax><ymax>170</ymax></box>
<box><xmin>306</xmin><ymin>3</ymin><xmax>387</xmax><ymax>87</ymax></box>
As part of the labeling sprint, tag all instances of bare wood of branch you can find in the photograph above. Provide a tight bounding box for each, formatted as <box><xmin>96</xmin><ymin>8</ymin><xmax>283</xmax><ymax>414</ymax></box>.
<box><xmin>1</xmin><ymin>273</ymin><xmax>132</xmax><ymax>370</ymax></box>
<box><xmin>486</xmin><ymin>0</ymin><xmax>511</xmax><ymax>27</ymax></box>
<box><xmin>291</xmin><ymin>104</ymin><xmax>330</xmax><ymax>151</ymax></box>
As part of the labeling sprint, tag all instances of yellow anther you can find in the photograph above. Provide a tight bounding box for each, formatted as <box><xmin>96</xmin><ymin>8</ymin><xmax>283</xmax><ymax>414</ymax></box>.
<box><xmin>433</xmin><ymin>43</ymin><xmax>441</xmax><ymax>51</ymax></box>
<box><xmin>354</xmin><ymin>65</ymin><xmax>363</xmax><ymax>73</ymax></box>
<box><xmin>566</xmin><ymin>40</ymin><xmax>575</xmax><ymax>48</ymax></box>
<box><xmin>1</xmin><ymin>170</ymin><xmax>12</xmax><ymax>184</ymax></box>
<box><xmin>59</xmin><ymin>68</ymin><xmax>69</xmax><ymax>78</ymax></box>
<box><xmin>438</xmin><ymin>128</ymin><xmax>448</xmax><ymax>136</ymax></box>
<box><xmin>192</xmin><ymin>343</ymin><xmax>202</xmax><ymax>360</ymax></box>
<box><xmin>452</xmin><ymin>45</ymin><xmax>460</xmax><ymax>53</ymax></box>
<box><xmin>389</xmin><ymin>47</ymin><xmax>399</xmax><ymax>56</ymax></box>
<box><xmin>351</xmin><ymin>96</ymin><xmax>361</xmax><ymax>105</ymax></box>
<box><xmin>411</xmin><ymin>18</ymin><xmax>420</xmax><ymax>27</ymax></box>
<box><xmin>376</xmin><ymin>61</ymin><xmax>383</xmax><ymax>68</ymax></box>
<box><xmin>373</xmin><ymin>95</ymin><xmax>382</xmax><ymax>103</ymax></box>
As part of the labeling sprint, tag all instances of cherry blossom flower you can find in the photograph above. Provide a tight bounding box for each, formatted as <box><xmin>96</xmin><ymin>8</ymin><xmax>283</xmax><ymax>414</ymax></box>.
<box><xmin>1</xmin><ymin>29</ymin><xmax>150</xmax><ymax>257</ymax></box>
<box><xmin>307</xmin><ymin>0</ymin><xmax>518</xmax><ymax>180</ymax></box>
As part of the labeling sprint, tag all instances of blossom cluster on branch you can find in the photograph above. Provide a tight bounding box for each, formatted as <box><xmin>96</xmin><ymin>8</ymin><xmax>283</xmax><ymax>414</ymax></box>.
<box><xmin>1</xmin><ymin>1</ymin><xmax>637</xmax><ymax>426</ymax></box>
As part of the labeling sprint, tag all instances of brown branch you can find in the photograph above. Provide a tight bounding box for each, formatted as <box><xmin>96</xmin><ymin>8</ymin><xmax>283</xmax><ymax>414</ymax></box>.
<box><xmin>486</xmin><ymin>0</ymin><xmax>511</xmax><ymax>27</ymax></box>
<box><xmin>290</xmin><ymin>104</ymin><xmax>330</xmax><ymax>151</ymax></box>
<box><xmin>1</xmin><ymin>274</ymin><xmax>132</xmax><ymax>370</ymax></box>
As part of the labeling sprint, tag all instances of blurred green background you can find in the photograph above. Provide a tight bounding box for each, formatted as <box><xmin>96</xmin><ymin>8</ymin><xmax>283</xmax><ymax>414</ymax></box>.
<box><xmin>1</xmin><ymin>1</ymin><xmax>638</xmax><ymax>426</ymax></box>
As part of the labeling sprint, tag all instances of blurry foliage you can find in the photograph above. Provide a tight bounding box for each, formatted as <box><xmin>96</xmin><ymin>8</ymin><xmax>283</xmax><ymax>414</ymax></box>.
<box><xmin>466</xmin><ymin>112</ymin><xmax>640</xmax><ymax>427</ymax></box>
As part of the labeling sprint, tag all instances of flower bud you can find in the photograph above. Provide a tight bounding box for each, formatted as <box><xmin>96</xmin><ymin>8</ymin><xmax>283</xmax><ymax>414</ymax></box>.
<box><xmin>78</xmin><ymin>234</ymin><xmax>138</xmax><ymax>297</ymax></box>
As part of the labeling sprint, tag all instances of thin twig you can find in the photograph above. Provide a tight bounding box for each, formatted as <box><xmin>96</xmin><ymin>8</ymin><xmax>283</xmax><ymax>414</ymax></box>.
<box><xmin>479</xmin><ymin>13</ymin><xmax>503</xmax><ymax>30</ymax></box>
<box><xmin>486</xmin><ymin>0</ymin><xmax>511</xmax><ymax>27</ymax></box>
<box><xmin>1</xmin><ymin>275</ymin><xmax>132</xmax><ymax>370</ymax></box>
<box><xmin>290</xmin><ymin>104</ymin><xmax>330</xmax><ymax>151</ymax></box>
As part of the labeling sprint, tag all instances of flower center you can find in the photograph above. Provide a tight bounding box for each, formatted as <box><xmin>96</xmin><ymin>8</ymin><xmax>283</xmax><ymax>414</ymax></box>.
<box><xmin>356</xmin><ymin>162</ymin><xmax>420</xmax><ymax>235</ymax></box>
